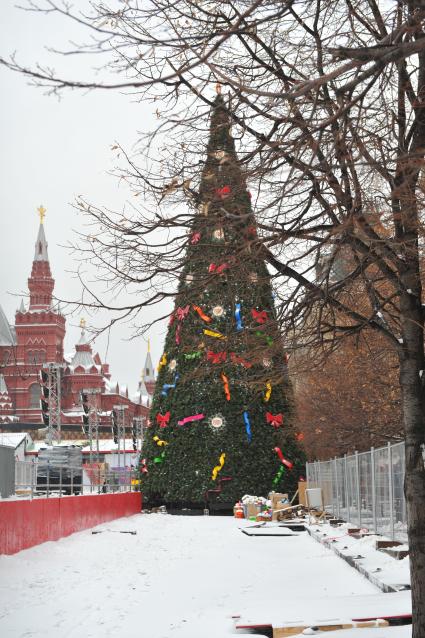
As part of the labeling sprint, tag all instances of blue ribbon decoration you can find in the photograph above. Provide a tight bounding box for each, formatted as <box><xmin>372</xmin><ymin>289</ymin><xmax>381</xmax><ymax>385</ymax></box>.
<box><xmin>235</xmin><ymin>303</ymin><xmax>243</xmax><ymax>331</ymax></box>
<box><xmin>161</xmin><ymin>373</ymin><xmax>179</xmax><ymax>396</ymax></box>
<box><xmin>243</xmin><ymin>411</ymin><xmax>252</xmax><ymax>443</ymax></box>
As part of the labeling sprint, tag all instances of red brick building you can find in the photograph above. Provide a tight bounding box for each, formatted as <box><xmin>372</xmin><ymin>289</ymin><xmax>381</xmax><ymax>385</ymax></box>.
<box><xmin>0</xmin><ymin>212</ymin><xmax>155</xmax><ymax>436</ymax></box>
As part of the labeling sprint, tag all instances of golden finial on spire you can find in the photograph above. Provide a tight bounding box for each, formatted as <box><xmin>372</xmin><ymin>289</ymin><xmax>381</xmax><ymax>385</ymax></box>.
<box><xmin>147</xmin><ymin>338</ymin><xmax>151</xmax><ymax>353</ymax></box>
<box><xmin>37</xmin><ymin>205</ymin><xmax>46</xmax><ymax>224</ymax></box>
<box><xmin>80</xmin><ymin>318</ymin><xmax>86</xmax><ymax>329</ymax></box>
<box><xmin>215</xmin><ymin>82</ymin><xmax>222</xmax><ymax>95</ymax></box>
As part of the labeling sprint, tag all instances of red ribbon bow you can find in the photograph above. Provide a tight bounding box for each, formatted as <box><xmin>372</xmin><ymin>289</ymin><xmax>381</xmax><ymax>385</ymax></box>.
<box><xmin>190</xmin><ymin>232</ymin><xmax>201</xmax><ymax>244</ymax></box>
<box><xmin>266</xmin><ymin>412</ymin><xmax>284</xmax><ymax>429</ymax></box>
<box><xmin>176</xmin><ymin>305</ymin><xmax>190</xmax><ymax>321</ymax></box>
<box><xmin>209</xmin><ymin>263</ymin><xmax>228</xmax><ymax>274</ymax></box>
<box><xmin>216</xmin><ymin>185</ymin><xmax>231</xmax><ymax>199</ymax></box>
<box><xmin>140</xmin><ymin>458</ymin><xmax>148</xmax><ymax>474</ymax></box>
<box><xmin>207</xmin><ymin>350</ymin><xmax>227</xmax><ymax>364</ymax></box>
<box><xmin>251</xmin><ymin>309</ymin><xmax>268</xmax><ymax>324</ymax></box>
<box><xmin>156</xmin><ymin>411</ymin><xmax>171</xmax><ymax>428</ymax></box>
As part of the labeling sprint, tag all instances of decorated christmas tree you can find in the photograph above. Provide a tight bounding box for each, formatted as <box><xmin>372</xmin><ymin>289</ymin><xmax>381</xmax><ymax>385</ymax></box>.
<box><xmin>142</xmin><ymin>91</ymin><xmax>305</xmax><ymax>508</ymax></box>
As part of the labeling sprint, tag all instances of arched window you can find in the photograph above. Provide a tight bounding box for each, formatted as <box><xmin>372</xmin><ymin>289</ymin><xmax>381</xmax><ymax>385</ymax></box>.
<box><xmin>26</xmin><ymin>350</ymin><xmax>46</xmax><ymax>364</ymax></box>
<box><xmin>29</xmin><ymin>383</ymin><xmax>40</xmax><ymax>409</ymax></box>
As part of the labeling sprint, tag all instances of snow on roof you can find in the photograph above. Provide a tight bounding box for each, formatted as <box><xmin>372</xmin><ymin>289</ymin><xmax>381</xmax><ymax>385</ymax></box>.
<box><xmin>0</xmin><ymin>374</ymin><xmax>9</xmax><ymax>394</ymax></box>
<box><xmin>0</xmin><ymin>304</ymin><xmax>16</xmax><ymax>346</ymax></box>
<box><xmin>69</xmin><ymin>350</ymin><xmax>99</xmax><ymax>372</ymax></box>
<box><xmin>0</xmin><ymin>432</ymin><xmax>32</xmax><ymax>449</ymax></box>
<box><xmin>28</xmin><ymin>438</ymin><xmax>138</xmax><ymax>454</ymax></box>
<box><xmin>81</xmin><ymin>438</ymin><xmax>138</xmax><ymax>453</ymax></box>
<box><xmin>132</xmin><ymin>390</ymin><xmax>150</xmax><ymax>407</ymax></box>
<box><xmin>30</xmin><ymin>439</ymin><xmax>84</xmax><ymax>452</ymax></box>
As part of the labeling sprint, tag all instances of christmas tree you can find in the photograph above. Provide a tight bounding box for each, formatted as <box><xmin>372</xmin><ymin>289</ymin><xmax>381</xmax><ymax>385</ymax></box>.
<box><xmin>142</xmin><ymin>91</ymin><xmax>305</xmax><ymax>508</ymax></box>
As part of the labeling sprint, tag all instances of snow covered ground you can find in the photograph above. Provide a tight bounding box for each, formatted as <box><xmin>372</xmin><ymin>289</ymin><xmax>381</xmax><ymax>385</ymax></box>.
<box><xmin>0</xmin><ymin>514</ymin><xmax>412</xmax><ymax>637</ymax></box>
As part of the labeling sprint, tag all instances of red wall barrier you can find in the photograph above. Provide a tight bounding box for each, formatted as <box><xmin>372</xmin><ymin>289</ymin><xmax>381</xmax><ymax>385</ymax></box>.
<box><xmin>0</xmin><ymin>492</ymin><xmax>142</xmax><ymax>555</ymax></box>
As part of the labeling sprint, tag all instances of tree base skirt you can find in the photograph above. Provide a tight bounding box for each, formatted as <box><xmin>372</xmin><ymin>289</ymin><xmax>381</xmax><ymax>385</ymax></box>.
<box><xmin>144</xmin><ymin>496</ymin><xmax>234</xmax><ymax>515</ymax></box>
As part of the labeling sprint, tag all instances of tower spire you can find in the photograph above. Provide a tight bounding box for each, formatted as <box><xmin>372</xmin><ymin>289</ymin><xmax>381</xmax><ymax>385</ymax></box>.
<box><xmin>28</xmin><ymin>209</ymin><xmax>54</xmax><ymax>310</ymax></box>
<box><xmin>142</xmin><ymin>341</ymin><xmax>155</xmax><ymax>395</ymax></box>
<box><xmin>34</xmin><ymin>206</ymin><xmax>49</xmax><ymax>261</ymax></box>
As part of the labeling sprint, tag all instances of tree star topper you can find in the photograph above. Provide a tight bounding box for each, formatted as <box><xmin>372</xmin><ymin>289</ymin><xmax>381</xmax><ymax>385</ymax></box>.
<box><xmin>37</xmin><ymin>205</ymin><xmax>46</xmax><ymax>224</ymax></box>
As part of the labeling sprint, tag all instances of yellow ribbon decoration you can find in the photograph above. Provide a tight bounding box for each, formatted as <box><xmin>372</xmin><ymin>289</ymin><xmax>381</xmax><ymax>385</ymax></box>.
<box><xmin>153</xmin><ymin>435</ymin><xmax>168</xmax><ymax>447</ymax></box>
<box><xmin>264</xmin><ymin>381</ymin><xmax>272</xmax><ymax>402</ymax></box>
<box><xmin>203</xmin><ymin>329</ymin><xmax>227</xmax><ymax>340</ymax></box>
<box><xmin>212</xmin><ymin>452</ymin><xmax>226</xmax><ymax>481</ymax></box>
<box><xmin>157</xmin><ymin>353</ymin><xmax>167</xmax><ymax>372</ymax></box>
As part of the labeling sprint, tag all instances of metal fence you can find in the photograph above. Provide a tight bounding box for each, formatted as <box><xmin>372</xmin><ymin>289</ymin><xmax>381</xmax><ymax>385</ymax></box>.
<box><xmin>0</xmin><ymin>445</ymin><xmax>15</xmax><ymax>498</ymax></box>
<box><xmin>306</xmin><ymin>441</ymin><xmax>407</xmax><ymax>542</ymax></box>
<box><xmin>14</xmin><ymin>459</ymin><xmax>140</xmax><ymax>499</ymax></box>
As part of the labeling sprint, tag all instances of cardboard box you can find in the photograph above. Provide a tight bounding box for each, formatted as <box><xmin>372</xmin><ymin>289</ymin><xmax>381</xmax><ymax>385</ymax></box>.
<box><xmin>298</xmin><ymin>481</ymin><xmax>308</xmax><ymax>506</ymax></box>
<box><xmin>244</xmin><ymin>503</ymin><xmax>261</xmax><ymax>518</ymax></box>
<box><xmin>271</xmin><ymin>492</ymin><xmax>289</xmax><ymax>509</ymax></box>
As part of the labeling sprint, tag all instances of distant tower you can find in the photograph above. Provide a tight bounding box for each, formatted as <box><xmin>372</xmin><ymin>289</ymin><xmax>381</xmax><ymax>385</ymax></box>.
<box><xmin>11</xmin><ymin>207</ymin><xmax>66</xmax><ymax>422</ymax></box>
<box><xmin>142</xmin><ymin>339</ymin><xmax>155</xmax><ymax>396</ymax></box>
<box><xmin>137</xmin><ymin>372</ymin><xmax>150</xmax><ymax>407</ymax></box>
<box><xmin>63</xmin><ymin>319</ymin><xmax>104</xmax><ymax>408</ymax></box>
<box><xmin>28</xmin><ymin>206</ymin><xmax>55</xmax><ymax>311</ymax></box>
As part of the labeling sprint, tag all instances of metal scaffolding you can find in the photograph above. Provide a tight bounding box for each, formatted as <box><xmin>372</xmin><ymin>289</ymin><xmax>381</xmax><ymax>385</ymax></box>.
<box><xmin>42</xmin><ymin>363</ymin><xmax>64</xmax><ymax>445</ymax></box>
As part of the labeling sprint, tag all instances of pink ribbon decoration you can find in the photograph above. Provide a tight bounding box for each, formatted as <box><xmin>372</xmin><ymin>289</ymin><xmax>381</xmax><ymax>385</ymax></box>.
<box><xmin>176</xmin><ymin>305</ymin><xmax>190</xmax><ymax>321</ymax></box>
<box><xmin>190</xmin><ymin>232</ymin><xmax>201</xmax><ymax>244</ymax></box>
<box><xmin>175</xmin><ymin>323</ymin><xmax>181</xmax><ymax>345</ymax></box>
<box><xmin>216</xmin><ymin>185</ymin><xmax>231</xmax><ymax>199</ymax></box>
<box><xmin>274</xmin><ymin>446</ymin><xmax>293</xmax><ymax>469</ymax></box>
<box><xmin>251</xmin><ymin>309</ymin><xmax>268</xmax><ymax>324</ymax></box>
<box><xmin>209</xmin><ymin>263</ymin><xmax>228</xmax><ymax>274</ymax></box>
<box><xmin>266</xmin><ymin>412</ymin><xmax>284</xmax><ymax>429</ymax></box>
<box><xmin>177</xmin><ymin>413</ymin><xmax>205</xmax><ymax>426</ymax></box>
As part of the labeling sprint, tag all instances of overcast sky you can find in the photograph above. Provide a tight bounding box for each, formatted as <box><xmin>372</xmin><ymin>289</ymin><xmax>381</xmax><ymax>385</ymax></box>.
<box><xmin>1</xmin><ymin>2</ymin><xmax>170</xmax><ymax>395</ymax></box>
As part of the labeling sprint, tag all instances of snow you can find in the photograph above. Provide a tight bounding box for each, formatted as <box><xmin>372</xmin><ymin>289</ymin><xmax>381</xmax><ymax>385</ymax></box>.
<box><xmin>308</xmin><ymin>523</ymin><xmax>410</xmax><ymax>590</ymax></box>
<box><xmin>0</xmin><ymin>432</ymin><xmax>30</xmax><ymax>449</ymax></box>
<box><xmin>0</xmin><ymin>514</ymin><xmax>412</xmax><ymax>637</ymax></box>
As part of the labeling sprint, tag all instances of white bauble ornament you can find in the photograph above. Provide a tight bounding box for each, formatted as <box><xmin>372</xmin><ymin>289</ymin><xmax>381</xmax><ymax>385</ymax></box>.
<box><xmin>213</xmin><ymin>227</ymin><xmax>225</xmax><ymax>240</ymax></box>
<box><xmin>212</xmin><ymin>305</ymin><xmax>225</xmax><ymax>318</ymax></box>
<box><xmin>209</xmin><ymin>414</ymin><xmax>225</xmax><ymax>430</ymax></box>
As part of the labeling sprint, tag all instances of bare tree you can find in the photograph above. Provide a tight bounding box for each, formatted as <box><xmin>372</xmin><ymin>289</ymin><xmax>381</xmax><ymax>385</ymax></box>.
<box><xmin>3</xmin><ymin>0</ymin><xmax>425</xmax><ymax>632</ymax></box>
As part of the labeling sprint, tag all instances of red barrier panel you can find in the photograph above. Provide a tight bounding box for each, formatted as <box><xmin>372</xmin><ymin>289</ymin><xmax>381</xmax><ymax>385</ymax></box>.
<box><xmin>0</xmin><ymin>492</ymin><xmax>142</xmax><ymax>555</ymax></box>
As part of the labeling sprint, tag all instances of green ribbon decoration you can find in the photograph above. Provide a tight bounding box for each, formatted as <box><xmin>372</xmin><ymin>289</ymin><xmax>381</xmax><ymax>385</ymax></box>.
<box><xmin>272</xmin><ymin>465</ymin><xmax>285</xmax><ymax>485</ymax></box>
<box><xmin>184</xmin><ymin>351</ymin><xmax>202</xmax><ymax>360</ymax></box>
<box><xmin>255</xmin><ymin>331</ymin><xmax>273</xmax><ymax>346</ymax></box>
<box><xmin>154</xmin><ymin>451</ymin><xmax>166</xmax><ymax>464</ymax></box>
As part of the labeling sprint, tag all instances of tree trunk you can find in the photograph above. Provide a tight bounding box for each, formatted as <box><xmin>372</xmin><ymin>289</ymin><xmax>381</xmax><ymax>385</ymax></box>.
<box><xmin>399</xmin><ymin>290</ymin><xmax>425</xmax><ymax>637</ymax></box>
